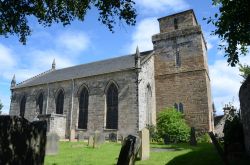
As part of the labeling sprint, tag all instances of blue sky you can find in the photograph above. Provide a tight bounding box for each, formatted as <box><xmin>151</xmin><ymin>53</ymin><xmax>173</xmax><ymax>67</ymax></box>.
<box><xmin>0</xmin><ymin>0</ymin><xmax>249</xmax><ymax>115</ymax></box>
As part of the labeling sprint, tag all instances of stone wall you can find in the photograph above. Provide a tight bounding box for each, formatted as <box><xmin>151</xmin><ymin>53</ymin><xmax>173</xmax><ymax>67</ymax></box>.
<box><xmin>239</xmin><ymin>76</ymin><xmax>250</xmax><ymax>155</ymax></box>
<box><xmin>152</xmin><ymin>10</ymin><xmax>213</xmax><ymax>132</ymax></box>
<box><xmin>138</xmin><ymin>55</ymin><xmax>156</xmax><ymax>130</ymax></box>
<box><xmin>10</xmin><ymin>69</ymin><xmax>139</xmax><ymax>139</ymax></box>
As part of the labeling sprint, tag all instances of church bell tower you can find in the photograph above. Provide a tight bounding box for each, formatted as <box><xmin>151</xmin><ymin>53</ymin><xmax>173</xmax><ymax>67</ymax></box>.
<box><xmin>152</xmin><ymin>10</ymin><xmax>213</xmax><ymax>132</ymax></box>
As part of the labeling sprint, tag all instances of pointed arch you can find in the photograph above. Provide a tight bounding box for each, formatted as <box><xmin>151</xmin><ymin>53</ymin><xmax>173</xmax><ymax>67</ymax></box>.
<box><xmin>56</xmin><ymin>89</ymin><xmax>64</xmax><ymax>114</ymax></box>
<box><xmin>78</xmin><ymin>86</ymin><xmax>89</xmax><ymax>129</ymax></box>
<box><xmin>174</xmin><ymin>103</ymin><xmax>178</xmax><ymax>111</ymax></box>
<box><xmin>179</xmin><ymin>103</ymin><xmax>184</xmax><ymax>113</ymax></box>
<box><xmin>20</xmin><ymin>95</ymin><xmax>26</xmax><ymax>117</ymax></box>
<box><xmin>106</xmin><ymin>82</ymin><xmax>118</xmax><ymax>129</ymax></box>
<box><xmin>104</xmin><ymin>80</ymin><xmax>119</xmax><ymax>94</ymax></box>
<box><xmin>36</xmin><ymin>91</ymin><xmax>44</xmax><ymax>114</ymax></box>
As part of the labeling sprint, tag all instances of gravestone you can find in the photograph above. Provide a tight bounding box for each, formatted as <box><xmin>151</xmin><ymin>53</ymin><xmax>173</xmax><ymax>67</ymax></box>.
<box><xmin>0</xmin><ymin>115</ymin><xmax>47</xmax><ymax>165</ymax></box>
<box><xmin>139</xmin><ymin>128</ymin><xmax>150</xmax><ymax>160</ymax></box>
<box><xmin>77</xmin><ymin>132</ymin><xmax>85</xmax><ymax>141</ymax></box>
<box><xmin>109</xmin><ymin>132</ymin><xmax>118</xmax><ymax>142</ymax></box>
<box><xmin>117</xmin><ymin>135</ymin><xmax>141</xmax><ymax>165</ymax></box>
<box><xmin>189</xmin><ymin>127</ymin><xmax>197</xmax><ymax>146</ymax></box>
<box><xmin>70</xmin><ymin>129</ymin><xmax>75</xmax><ymax>141</ymax></box>
<box><xmin>88</xmin><ymin>136</ymin><xmax>94</xmax><ymax>147</ymax></box>
<box><xmin>93</xmin><ymin>131</ymin><xmax>104</xmax><ymax>148</ymax></box>
<box><xmin>46</xmin><ymin>132</ymin><xmax>60</xmax><ymax>155</ymax></box>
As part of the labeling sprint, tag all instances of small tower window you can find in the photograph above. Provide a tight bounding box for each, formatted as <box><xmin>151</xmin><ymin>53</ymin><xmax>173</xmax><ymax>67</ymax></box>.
<box><xmin>174</xmin><ymin>103</ymin><xmax>178</xmax><ymax>110</ymax></box>
<box><xmin>174</xmin><ymin>18</ymin><xmax>178</xmax><ymax>29</ymax></box>
<box><xmin>179</xmin><ymin>103</ymin><xmax>184</xmax><ymax>113</ymax></box>
<box><xmin>176</xmin><ymin>48</ymin><xmax>181</xmax><ymax>67</ymax></box>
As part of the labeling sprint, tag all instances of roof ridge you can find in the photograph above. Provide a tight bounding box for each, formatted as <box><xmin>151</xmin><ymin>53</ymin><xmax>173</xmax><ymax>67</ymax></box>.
<box><xmin>16</xmin><ymin>69</ymin><xmax>54</xmax><ymax>87</ymax></box>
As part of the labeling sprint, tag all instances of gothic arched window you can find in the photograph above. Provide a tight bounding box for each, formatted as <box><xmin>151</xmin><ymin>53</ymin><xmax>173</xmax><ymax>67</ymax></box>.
<box><xmin>56</xmin><ymin>90</ymin><xmax>64</xmax><ymax>114</ymax></box>
<box><xmin>78</xmin><ymin>87</ymin><xmax>89</xmax><ymax>129</ymax></box>
<box><xmin>20</xmin><ymin>96</ymin><xmax>26</xmax><ymax>117</ymax></box>
<box><xmin>174</xmin><ymin>103</ymin><xmax>178</xmax><ymax>111</ymax></box>
<box><xmin>106</xmin><ymin>83</ymin><xmax>118</xmax><ymax>129</ymax></box>
<box><xmin>179</xmin><ymin>103</ymin><xmax>184</xmax><ymax>113</ymax></box>
<box><xmin>37</xmin><ymin>93</ymin><xmax>44</xmax><ymax>114</ymax></box>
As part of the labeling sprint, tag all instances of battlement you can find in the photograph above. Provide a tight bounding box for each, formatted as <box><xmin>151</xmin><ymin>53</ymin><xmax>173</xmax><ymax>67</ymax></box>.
<box><xmin>158</xmin><ymin>9</ymin><xmax>198</xmax><ymax>33</ymax></box>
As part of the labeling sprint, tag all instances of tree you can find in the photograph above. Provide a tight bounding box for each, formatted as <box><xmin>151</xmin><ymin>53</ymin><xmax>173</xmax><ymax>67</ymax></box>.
<box><xmin>239</xmin><ymin>63</ymin><xmax>250</xmax><ymax>80</ymax></box>
<box><xmin>157</xmin><ymin>107</ymin><xmax>190</xmax><ymax>143</ymax></box>
<box><xmin>205</xmin><ymin>0</ymin><xmax>250</xmax><ymax>66</ymax></box>
<box><xmin>0</xmin><ymin>0</ymin><xmax>137</xmax><ymax>44</ymax></box>
<box><xmin>0</xmin><ymin>99</ymin><xmax>3</xmax><ymax>114</ymax></box>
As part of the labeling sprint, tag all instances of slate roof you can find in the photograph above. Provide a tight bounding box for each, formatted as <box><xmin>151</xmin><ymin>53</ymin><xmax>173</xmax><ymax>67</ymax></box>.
<box><xmin>14</xmin><ymin>50</ymin><xmax>153</xmax><ymax>89</ymax></box>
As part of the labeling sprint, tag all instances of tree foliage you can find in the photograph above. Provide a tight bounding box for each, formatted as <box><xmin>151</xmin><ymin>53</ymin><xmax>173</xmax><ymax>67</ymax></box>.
<box><xmin>0</xmin><ymin>0</ymin><xmax>137</xmax><ymax>44</ymax></box>
<box><xmin>0</xmin><ymin>99</ymin><xmax>3</xmax><ymax>114</ymax></box>
<box><xmin>205</xmin><ymin>0</ymin><xmax>250</xmax><ymax>66</ymax></box>
<box><xmin>239</xmin><ymin>63</ymin><xmax>250</xmax><ymax>80</ymax></box>
<box><xmin>157</xmin><ymin>107</ymin><xmax>190</xmax><ymax>143</ymax></box>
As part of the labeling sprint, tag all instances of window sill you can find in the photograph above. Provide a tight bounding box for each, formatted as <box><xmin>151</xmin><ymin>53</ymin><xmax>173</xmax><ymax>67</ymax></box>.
<box><xmin>76</xmin><ymin>128</ymin><xmax>87</xmax><ymax>131</ymax></box>
<box><xmin>103</xmin><ymin>129</ymin><xmax>118</xmax><ymax>131</ymax></box>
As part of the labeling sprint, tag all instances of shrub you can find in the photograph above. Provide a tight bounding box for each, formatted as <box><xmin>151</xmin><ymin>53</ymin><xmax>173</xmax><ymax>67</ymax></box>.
<box><xmin>146</xmin><ymin>124</ymin><xmax>161</xmax><ymax>142</ymax></box>
<box><xmin>197</xmin><ymin>133</ymin><xmax>211</xmax><ymax>143</ymax></box>
<box><xmin>157</xmin><ymin>107</ymin><xmax>190</xmax><ymax>143</ymax></box>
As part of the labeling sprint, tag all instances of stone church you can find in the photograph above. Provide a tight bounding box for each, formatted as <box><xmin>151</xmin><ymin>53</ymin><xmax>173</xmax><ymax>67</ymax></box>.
<box><xmin>9</xmin><ymin>10</ymin><xmax>213</xmax><ymax>139</ymax></box>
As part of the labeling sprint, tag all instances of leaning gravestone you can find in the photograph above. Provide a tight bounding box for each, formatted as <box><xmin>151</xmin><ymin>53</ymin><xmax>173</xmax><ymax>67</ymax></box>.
<box><xmin>0</xmin><ymin>115</ymin><xmax>47</xmax><ymax>165</ymax></box>
<box><xmin>189</xmin><ymin>127</ymin><xmax>197</xmax><ymax>146</ymax></box>
<box><xmin>93</xmin><ymin>131</ymin><xmax>105</xmax><ymax>148</ymax></box>
<box><xmin>88</xmin><ymin>136</ymin><xmax>94</xmax><ymax>147</ymax></box>
<box><xmin>46</xmin><ymin>132</ymin><xmax>60</xmax><ymax>155</ymax></box>
<box><xmin>109</xmin><ymin>132</ymin><xmax>118</xmax><ymax>142</ymax></box>
<box><xmin>139</xmin><ymin>128</ymin><xmax>150</xmax><ymax>160</ymax></box>
<box><xmin>77</xmin><ymin>132</ymin><xmax>85</xmax><ymax>141</ymax></box>
<box><xmin>117</xmin><ymin>135</ymin><xmax>141</xmax><ymax>165</ymax></box>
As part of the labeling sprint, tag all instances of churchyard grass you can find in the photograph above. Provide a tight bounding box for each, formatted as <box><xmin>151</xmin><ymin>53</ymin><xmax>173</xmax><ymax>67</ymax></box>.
<box><xmin>44</xmin><ymin>142</ymin><xmax>227</xmax><ymax>165</ymax></box>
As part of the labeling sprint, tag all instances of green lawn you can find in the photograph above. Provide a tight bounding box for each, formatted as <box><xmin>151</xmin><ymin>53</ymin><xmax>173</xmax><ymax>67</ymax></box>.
<box><xmin>44</xmin><ymin>142</ymin><xmax>223</xmax><ymax>165</ymax></box>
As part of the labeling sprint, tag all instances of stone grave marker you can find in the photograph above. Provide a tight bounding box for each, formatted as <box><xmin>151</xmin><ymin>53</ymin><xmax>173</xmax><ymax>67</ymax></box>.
<box><xmin>109</xmin><ymin>132</ymin><xmax>118</xmax><ymax>142</ymax></box>
<box><xmin>189</xmin><ymin>127</ymin><xmax>197</xmax><ymax>146</ymax></box>
<box><xmin>88</xmin><ymin>136</ymin><xmax>94</xmax><ymax>147</ymax></box>
<box><xmin>117</xmin><ymin>135</ymin><xmax>141</xmax><ymax>165</ymax></box>
<box><xmin>70</xmin><ymin>129</ymin><xmax>76</xmax><ymax>141</ymax></box>
<box><xmin>93</xmin><ymin>131</ymin><xmax>104</xmax><ymax>148</ymax></box>
<box><xmin>77</xmin><ymin>132</ymin><xmax>85</xmax><ymax>141</ymax></box>
<box><xmin>46</xmin><ymin>132</ymin><xmax>60</xmax><ymax>155</ymax></box>
<box><xmin>139</xmin><ymin>128</ymin><xmax>150</xmax><ymax>160</ymax></box>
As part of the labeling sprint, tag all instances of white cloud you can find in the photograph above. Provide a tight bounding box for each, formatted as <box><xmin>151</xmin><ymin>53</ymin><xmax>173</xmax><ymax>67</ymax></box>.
<box><xmin>56</xmin><ymin>31</ymin><xmax>90</xmax><ymax>53</ymax></box>
<box><xmin>128</xmin><ymin>18</ymin><xmax>159</xmax><ymax>53</ymax></box>
<box><xmin>0</xmin><ymin>44</ymin><xmax>16</xmax><ymax>68</ymax></box>
<box><xmin>209</xmin><ymin>53</ymin><xmax>250</xmax><ymax>115</ymax></box>
<box><xmin>135</xmin><ymin>0</ymin><xmax>189</xmax><ymax>14</ymax></box>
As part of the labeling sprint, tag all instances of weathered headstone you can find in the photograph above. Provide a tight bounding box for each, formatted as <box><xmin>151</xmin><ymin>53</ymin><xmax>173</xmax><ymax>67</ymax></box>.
<box><xmin>88</xmin><ymin>136</ymin><xmax>94</xmax><ymax>147</ymax></box>
<box><xmin>77</xmin><ymin>132</ymin><xmax>85</xmax><ymax>141</ymax></box>
<box><xmin>70</xmin><ymin>129</ymin><xmax>75</xmax><ymax>141</ymax></box>
<box><xmin>139</xmin><ymin>128</ymin><xmax>150</xmax><ymax>160</ymax></box>
<box><xmin>46</xmin><ymin>132</ymin><xmax>60</xmax><ymax>155</ymax></box>
<box><xmin>109</xmin><ymin>132</ymin><xmax>118</xmax><ymax>142</ymax></box>
<box><xmin>189</xmin><ymin>127</ymin><xmax>197</xmax><ymax>146</ymax></box>
<box><xmin>0</xmin><ymin>115</ymin><xmax>47</xmax><ymax>165</ymax></box>
<box><xmin>93</xmin><ymin>131</ymin><xmax>104</xmax><ymax>148</ymax></box>
<box><xmin>117</xmin><ymin>135</ymin><xmax>141</xmax><ymax>165</ymax></box>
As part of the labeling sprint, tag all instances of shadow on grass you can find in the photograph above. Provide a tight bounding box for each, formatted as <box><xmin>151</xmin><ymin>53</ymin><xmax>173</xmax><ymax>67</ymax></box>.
<box><xmin>166</xmin><ymin>143</ymin><xmax>223</xmax><ymax>165</ymax></box>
